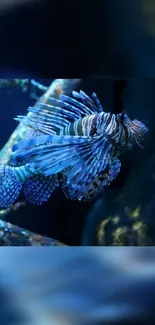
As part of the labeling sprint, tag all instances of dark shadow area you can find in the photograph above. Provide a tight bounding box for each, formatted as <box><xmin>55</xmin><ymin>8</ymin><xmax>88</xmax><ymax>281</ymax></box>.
<box><xmin>0</xmin><ymin>1</ymin><xmax>155</xmax><ymax>77</ymax></box>
<box><xmin>0</xmin><ymin>1</ymin><xmax>155</xmax><ymax>245</ymax></box>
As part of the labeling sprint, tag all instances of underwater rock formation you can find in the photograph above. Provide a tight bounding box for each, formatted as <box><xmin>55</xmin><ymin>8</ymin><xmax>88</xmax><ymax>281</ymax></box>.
<box><xmin>0</xmin><ymin>201</ymin><xmax>65</xmax><ymax>246</ymax></box>
<box><xmin>0</xmin><ymin>218</ymin><xmax>66</xmax><ymax>246</ymax></box>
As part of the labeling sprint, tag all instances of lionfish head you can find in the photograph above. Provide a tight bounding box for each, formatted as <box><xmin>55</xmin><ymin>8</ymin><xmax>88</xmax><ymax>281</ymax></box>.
<box><xmin>117</xmin><ymin>111</ymin><xmax>148</xmax><ymax>148</ymax></box>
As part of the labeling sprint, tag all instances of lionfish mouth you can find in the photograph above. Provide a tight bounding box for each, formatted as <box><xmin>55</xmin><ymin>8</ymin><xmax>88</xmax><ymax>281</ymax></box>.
<box><xmin>117</xmin><ymin>112</ymin><xmax>148</xmax><ymax>148</ymax></box>
<box><xmin>130</xmin><ymin>119</ymin><xmax>148</xmax><ymax>148</ymax></box>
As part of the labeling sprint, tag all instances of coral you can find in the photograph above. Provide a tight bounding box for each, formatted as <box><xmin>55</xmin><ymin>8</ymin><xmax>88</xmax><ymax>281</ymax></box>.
<box><xmin>97</xmin><ymin>194</ymin><xmax>154</xmax><ymax>246</ymax></box>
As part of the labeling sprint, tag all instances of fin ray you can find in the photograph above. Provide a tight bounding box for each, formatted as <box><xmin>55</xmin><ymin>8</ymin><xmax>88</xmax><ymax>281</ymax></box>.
<box><xmin>12</xmin><ymin>135</ymin><xmax>112</xmax><ymax>181</ymax></box>
<box><xmin>72</xmin><ymin>90</ymin><xmax>103</xmax><ymax>113</ymax></box>
<box><xmin>61</xmin><ymin>137</ymin><xmax>114</xmax><ymax>200</ymax></box>
<box><xmin>14</xmin><ymin>93</ymin><xmax>95</xmax><ymax>135</ymax></box>
<box><xmin>63</xmin><ymin>158</ymin><xmax>121</xmax><ymax>201</ymax></box>
<box><xmin>12</xmin><ymin>135</ymin><xmax>93</xmax><ymax>175</ymax></box>
<box><xmin>14</xmin><ymin>90</ymin><xmax>104</xmax><ymax>135</ymax></box>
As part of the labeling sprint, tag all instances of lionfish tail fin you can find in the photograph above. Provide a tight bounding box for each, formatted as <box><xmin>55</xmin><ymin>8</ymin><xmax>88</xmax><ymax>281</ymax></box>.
<box><xmin>132</xmin><ymin>119</ymin><xmax>148</xmax><ymax>148</ymax></box>
<box><xmin>0</xmin><ymin>166</ymin><xmax>22</xmax><ymax>208</ymax></box>
<box><xmin>23</xmin><ymin>175</ymin><xmax>59</xmax><ymax>206</ymax></box>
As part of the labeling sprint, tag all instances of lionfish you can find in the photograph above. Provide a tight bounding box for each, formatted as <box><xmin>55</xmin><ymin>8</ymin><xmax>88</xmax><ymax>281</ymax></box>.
<box><xmin>0</xmin><ymin>90</ymin><xmax>148</xmax><ymax>207</ymax></box>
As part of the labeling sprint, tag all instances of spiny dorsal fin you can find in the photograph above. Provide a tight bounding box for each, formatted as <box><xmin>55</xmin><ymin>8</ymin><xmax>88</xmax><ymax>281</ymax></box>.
<box><xmin>14</xmin><ymin>91</ymin><xmax>104</xmax><ymax>135</ymax></box>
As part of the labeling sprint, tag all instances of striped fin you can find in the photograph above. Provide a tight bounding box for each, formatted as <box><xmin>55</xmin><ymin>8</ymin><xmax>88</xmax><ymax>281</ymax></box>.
<box><xmin>12</xmin><ymin>135</ymin><xmax>64</xmax><ymax>152</ymax></box>
<box><xmin>59</xmin><ymin>93</ymin><xmax>95</xmax><ymax>115</ymax></box>
<box><xmin>72</xmin><ymin>90</ymin><xmax>103</xmax><ymax>113</ymax></box>
<box><xmin>12</xmin><ymin>135</ymin><xmax>93</xmax><ymax>175</ymax></box>
<box><xmin>92</xmin><ymin>92</ymin><xmax>103</xmax><ymax>112</ymax></box>
<box><xmin>23</xmin><ymin>128</ymin><xmax>43</xmax><ymax>139</ymax></box>
<box><xmin>12</xmin><ymin>135</ymin><xmax>112</xmax><ymax>184</ymax></box>
<box><xmin>12</xmin><ymin>134</ymin><xmax>89</xmax><ymax>154</ymax></box>
<box><xmin>62</xmin><ymin>137</ymin><xmax>114</xmax><ymax>200</ymax></box>
<box><xmin>23</xmin><ymin>175</ymin><xmax>59</xmax><ymax>205</ymax></box>
<box><xmin>0</xmin><ymin>166</ymin><xmax>22</xmax><ymax>208</ymax></box>
<box><xmin>14</xmin><ymin>91</ymin><xmax>99</xmax><ymax>135</ymax></box>
<box><xmin>63</xmin><ymin>158</ymin><xmax>121</xmax><ymax>201</ymax></box>
<box><xmin>82</xmin><ymin>159</ymin><xmax>121</xmax><ymax>201</ymax></box>
<box><xmin>107</xmin><ymin>158</ymin><xmax>121</xmax><ymax>184</ymax></box>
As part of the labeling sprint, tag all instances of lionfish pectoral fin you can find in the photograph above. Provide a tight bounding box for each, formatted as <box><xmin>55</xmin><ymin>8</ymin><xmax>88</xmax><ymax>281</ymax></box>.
<box><xmin>12</xmin><ymin>135</ymin><xmax>57</xmax><ymax>153</ymax></box>
<box><xmin>62</xmin><ymin>158</ymin><xmax>121</xmax><ymax>202</ymax></box>
<box><xmin>62</xmin><ymin>136</ymin><xmax>114</xmax><ymax>201</ymax></box>
<box><xmin>107</xmin><ymin>158</ymin><xmax>121</xmax><ymax>184</ymax></box>
<box><xmin>12</xmin><ymin>135</ymin><xmax>92</xmax><ymax>176</ymax></box>
<box><xmin>79</xmin><ymin>174</ymin><xmax>108</xmax><ymax>202</ymax></box>
<box><xmin>0</xmin><ymin>166</ymin><xmax>22</xmax><ymax>208</ymax></box>
<box><xmin>23</xmin><ymin>175</ymin><xmax>59</xmax><ymax>206</ymax></box>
